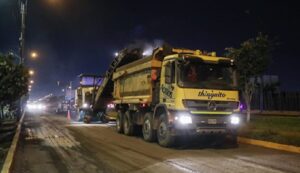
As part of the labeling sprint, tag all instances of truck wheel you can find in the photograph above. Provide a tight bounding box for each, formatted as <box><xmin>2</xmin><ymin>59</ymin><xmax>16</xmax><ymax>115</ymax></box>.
<box><xmin>116</xmin><ymin>111</ymin><xmax>124</xmax><ymax>133</ymax></box>
<box><xmin>123</xmin><ymin>111</ymin><xmax>134</xmax><ymax>136</ymax></box>
<box><xmin>157</xmin><ymin>114</ymin><xmax>175</xmax><ymax>147</ymax></box>
<box><xmin>143</xmin><ymin>113</ymin><xmax>156</xmax><ymax>142</ymax></box>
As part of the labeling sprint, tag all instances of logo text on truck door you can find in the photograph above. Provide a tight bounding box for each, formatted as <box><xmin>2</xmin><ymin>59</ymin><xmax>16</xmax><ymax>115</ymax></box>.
<box><xmin>198</xmin><ymin>90</ymin><xmax>226</xmax><ymax>99</ymax></box>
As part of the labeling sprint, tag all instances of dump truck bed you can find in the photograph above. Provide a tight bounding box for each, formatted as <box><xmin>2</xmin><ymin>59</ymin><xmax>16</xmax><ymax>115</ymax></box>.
<box><xmin>112</xmin><ymin>56</ymin><xmax>162</xmax><ymax>104</ymax></box>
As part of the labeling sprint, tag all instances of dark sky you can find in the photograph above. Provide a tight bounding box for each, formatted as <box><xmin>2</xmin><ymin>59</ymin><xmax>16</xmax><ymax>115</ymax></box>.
<box><xmin>0</xmin><ymin>0</ymin><xmax>299</xmax><ymax>99</ymax></box>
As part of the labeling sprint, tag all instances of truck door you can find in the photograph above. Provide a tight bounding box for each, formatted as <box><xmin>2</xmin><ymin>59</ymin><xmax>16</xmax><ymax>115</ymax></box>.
<box><xmin>160</xmin><ymin>61</ymin><xmax>176</xmax><ymax>108</ymax></box>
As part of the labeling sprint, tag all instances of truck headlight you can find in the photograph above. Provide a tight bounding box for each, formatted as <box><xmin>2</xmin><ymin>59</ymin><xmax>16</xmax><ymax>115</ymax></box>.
<box><xmin>175</xmin><ymin>113</ymin><xmax>192</xmax><ymax>124</ymax></box>
<box><xmin>83</xmin><ymin>103</ymin><xmax>89</xmax><ymax>108</ymax></box>
<box><xmin>230</xmin><ymin>115</ymin><xmax>240</xmax><ymax>125</ymax></box>
<box><xmin>107</xmin><ymin>103</ymin><xmax>115</xmax><ymax>108</ymax></box>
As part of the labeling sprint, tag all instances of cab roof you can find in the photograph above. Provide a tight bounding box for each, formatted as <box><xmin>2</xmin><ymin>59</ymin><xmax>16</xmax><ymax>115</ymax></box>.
<box><xmin>153</xmin><ymin>47</ymin><xmax>232</xmax><ymax>63</ymax></box>
<box><xmin>164</xmin><ymin>53</ymin><xmax>232</xmax><ymax>64</ymax></box>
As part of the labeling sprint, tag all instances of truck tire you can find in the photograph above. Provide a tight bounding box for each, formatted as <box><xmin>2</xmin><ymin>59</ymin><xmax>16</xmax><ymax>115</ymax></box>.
<box><xmin>142</xmin><ymin>113</ymin><xmax>156</xmax><ymax>142</ymax></box>
<box><xmin>157</xmin><ymin>114</ymin><xmax>175</xmax><ymax>147</ymax></box>
<box><xmin>116</xmin><ymin>111</ymin><xmax>124</xmax><ymax>133</ymax></box>
<box><xmin>123</xmin><ymin>111</ymin><xmax>134</xmax><ymax>136</ymax></box>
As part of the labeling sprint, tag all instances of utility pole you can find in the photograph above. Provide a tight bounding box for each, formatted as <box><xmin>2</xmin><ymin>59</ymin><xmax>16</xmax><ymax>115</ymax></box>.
<box><xmin>18</xmin><ymin>0</ymin><xmax>28</xmax><ymax>115</ymax></box>
<box><xmin>19</xmin><ymin>0</ymin><xmax>28</xmax><ymax>64</ymax></box>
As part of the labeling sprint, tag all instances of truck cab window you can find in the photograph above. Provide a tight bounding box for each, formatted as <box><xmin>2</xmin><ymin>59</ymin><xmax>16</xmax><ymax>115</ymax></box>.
<box><xmin>178</xmin><ymin>58</ymin><xmax>234</xmax><ymax>89</ymax></box>
<box><xmin>165</xmin><ymin>61</ymin><xmax>175</xmax><ymax>84</ymax></box>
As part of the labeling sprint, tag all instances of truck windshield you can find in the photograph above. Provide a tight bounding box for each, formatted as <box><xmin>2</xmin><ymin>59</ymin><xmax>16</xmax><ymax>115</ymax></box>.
<box><xmin>177</xmin><ymin>58</ymin><xmax>235</xmax><ymax>90</ymax></box>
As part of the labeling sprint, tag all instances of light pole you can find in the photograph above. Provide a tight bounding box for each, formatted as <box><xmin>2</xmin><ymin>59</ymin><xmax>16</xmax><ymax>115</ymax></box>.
<box><xmin>19</xmin><ymin>0</ymin><xmax>28</xmax><ymax>64</ymax></box>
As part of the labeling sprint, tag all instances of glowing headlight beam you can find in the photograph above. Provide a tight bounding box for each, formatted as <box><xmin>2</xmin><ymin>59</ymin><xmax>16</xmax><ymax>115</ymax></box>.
<box><xmin>26</xmin><ymin>103</ymin><xmax>46</xmax><ymax>111</ymax></box>
<box><xmin>107</xmin><ymin>103</ymin><xmax>115</xmax><ymax>108</ymax></box>
<box><xmin>175</xmin><ymin>113</ymin><xmax>192</xmax><ymax>124</ymax></box>
<box><xmin>83</xmin><ymin>103</ymin><xmax>89</xmax><ymax>108</ymax></box>
<box><xmin>230</xmin><ymin>116</ymin><xmax>240</xmax><ymax>125</ymax></box>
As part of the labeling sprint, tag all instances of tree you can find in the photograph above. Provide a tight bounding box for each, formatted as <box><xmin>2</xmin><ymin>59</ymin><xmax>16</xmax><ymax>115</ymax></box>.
<box><xmin>226</xmin><ymin>33</ymin><xmax>273</xmax><ymax>122</ymax></box>
<box><xmin>0</xmin><ymin>53</ymin><xmax>29</xmax><ymax>119</ymax></box>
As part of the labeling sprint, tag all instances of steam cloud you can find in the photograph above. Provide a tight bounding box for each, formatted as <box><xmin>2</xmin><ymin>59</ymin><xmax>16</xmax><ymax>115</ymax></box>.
<box><xmin>126</xmin><ymin>39</ymin><xmax>165</xmax><ymax>56</ymax></box>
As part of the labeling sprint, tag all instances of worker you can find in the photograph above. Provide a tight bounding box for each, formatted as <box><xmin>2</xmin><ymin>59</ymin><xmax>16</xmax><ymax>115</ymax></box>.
<box><xmin>187</xmin><ymin>65</ymin><xmax>198</xmax><ymax>82</ymax></box>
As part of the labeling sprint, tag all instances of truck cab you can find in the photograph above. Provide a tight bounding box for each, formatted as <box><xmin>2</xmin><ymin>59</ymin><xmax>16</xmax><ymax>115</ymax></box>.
<box><xmin>156</xmin><ymin>51</ymin><xmax>240</xmax><ymax>145</ymax></box>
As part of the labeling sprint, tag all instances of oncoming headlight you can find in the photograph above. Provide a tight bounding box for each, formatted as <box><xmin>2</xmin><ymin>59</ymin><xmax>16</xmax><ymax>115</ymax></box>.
<box><xmin>230</xmin><ymin>115</ymin><xmax>240</xmax><ymax>125</ymax></box>
<box><xmin>26</xmin><ymin>103</ymin><xmax>46</xmax><ymax>111</ymax></box>
<box><xmin>107</xmin><ymin>103</ymin><xmax>115</xmax><ymax>109</ymax></box>
<box><xmin>175</xmin><ymin>113</ymin><xmax>192</xmax><ymax>124</ymax></box>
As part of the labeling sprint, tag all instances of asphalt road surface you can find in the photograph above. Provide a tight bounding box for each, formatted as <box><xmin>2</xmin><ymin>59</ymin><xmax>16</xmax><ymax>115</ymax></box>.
<box><xmin>12</xmin><ymin>112</ymin><xmax>300</xmax><ymax>173</ymax></box>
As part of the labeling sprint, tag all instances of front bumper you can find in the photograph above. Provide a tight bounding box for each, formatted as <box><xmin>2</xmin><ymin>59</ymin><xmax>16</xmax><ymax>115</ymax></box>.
<box><xmin>169</xmin><ymin>126</ymin><xmax>237</xmax><ymax>136</ymax></box>
<box><xmin>169</xmin><ymin>112</ymin><xmax>240</xmax><ymax>136</ymax></box>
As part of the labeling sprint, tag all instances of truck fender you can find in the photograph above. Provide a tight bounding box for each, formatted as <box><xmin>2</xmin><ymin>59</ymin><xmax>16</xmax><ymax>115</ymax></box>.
<box><xmin>153</xmin><ymin>104</ymin><xmax>168</xmax><ymax>129</ymax></box>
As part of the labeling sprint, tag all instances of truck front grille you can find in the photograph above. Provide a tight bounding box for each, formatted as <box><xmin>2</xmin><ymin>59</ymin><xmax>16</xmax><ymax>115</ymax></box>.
<box><xmin>183</xmin><ymin>100</ymin><xmax>239</xmax><ymax>111</ymax></box>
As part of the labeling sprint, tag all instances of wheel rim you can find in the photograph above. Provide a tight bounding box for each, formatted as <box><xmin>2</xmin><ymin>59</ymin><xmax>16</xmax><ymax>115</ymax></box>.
<box><xmin>158</xmin><ymin>122</ymin><xmax>167</xmax><ymax>140</ymax></box>
<box><xmin>143</xmin><ymin>119</ymin><xmax>151</xmax><ymax>137</ymax></box>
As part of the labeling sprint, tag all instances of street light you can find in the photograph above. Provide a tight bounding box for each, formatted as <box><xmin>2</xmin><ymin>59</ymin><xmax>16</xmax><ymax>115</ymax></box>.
<box><xmin>30</xmin><ymin>80</ymin><xmax>34</xmax><ymax>84</ymax></box>
<box><xmin>30</xmin><ymin>51</ymin><xmax>38</xmax><ymax>59</ymax></box>
<box><xmin>29</xmin><ymin>69</ymin><xmax>34</xmax><ymax>75</ymax></box>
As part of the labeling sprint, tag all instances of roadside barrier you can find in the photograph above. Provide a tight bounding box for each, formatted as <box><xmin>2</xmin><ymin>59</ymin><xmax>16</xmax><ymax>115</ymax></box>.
<box><xmin>1</xmin><ymin>111</ymin><xmax>25</xmax><ymax>173</ymax></box>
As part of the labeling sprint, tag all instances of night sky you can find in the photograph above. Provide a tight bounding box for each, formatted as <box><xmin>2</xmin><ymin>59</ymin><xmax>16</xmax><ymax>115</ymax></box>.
<box><xmin>0</xmin><ymin>0</ymin><xmax>299</xmax><ymax>99</ymax></box>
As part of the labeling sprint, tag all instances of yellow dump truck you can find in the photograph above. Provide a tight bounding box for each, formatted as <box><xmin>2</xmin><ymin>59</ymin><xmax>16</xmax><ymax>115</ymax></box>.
<box><xmin>112</xmin><ymin>47</ymin><xmax>240</xmax><ymax>147</ymax></box>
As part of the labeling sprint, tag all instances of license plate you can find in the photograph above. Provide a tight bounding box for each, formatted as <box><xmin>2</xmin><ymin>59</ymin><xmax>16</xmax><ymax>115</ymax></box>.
<box><xmin>208</xmin><ymin>119</ymin><xmax>217</xmax><ymax>124</ymax></box>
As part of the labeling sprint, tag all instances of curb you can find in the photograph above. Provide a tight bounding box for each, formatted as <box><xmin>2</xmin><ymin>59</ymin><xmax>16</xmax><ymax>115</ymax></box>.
<box><xmin>1</xmin><ymin>111</ymin><xmax>25</xmax><ymax>173</ymax></box>
<box><xmin>242</xmin><ymin>110</ymin><xmax>300</xmax><ymax>116</ymax></box>
<box><xmin>238</xmin><ymin>137</ymin><xmax>300</xmax><ymax>154</ymax></box>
